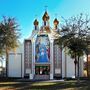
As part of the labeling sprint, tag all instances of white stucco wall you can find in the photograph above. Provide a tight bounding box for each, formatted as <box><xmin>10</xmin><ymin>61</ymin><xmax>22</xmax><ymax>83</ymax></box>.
<box><xmin>8</xmin><ymin>44</ymin><xmax>24</xmax><ymax>78</ymax></box>
<box><xmin>62</xmin><ymin>48</ymin><xmax>84</xmax><ymax>78</ymax></box>
<box><xmin>66</xmin><ymin>55</ymin><xmax>75</xmax><ymax>77</ymax></box>
<box><xmin>79</xmin><ymin>57</ymin><xmax>84</xmax><ymax>77</ymax></box>
<box><xmin>8</xmin><ymin>54</ymin><xmax>22</xmax><ymax>77</ymax></box>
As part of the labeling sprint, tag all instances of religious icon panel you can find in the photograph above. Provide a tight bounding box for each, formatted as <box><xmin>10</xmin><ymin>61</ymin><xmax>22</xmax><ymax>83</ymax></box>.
<box><xmin>35</xmin><ymin>35</ymin><xmax>50</xmax><ymax>63</ymax></box>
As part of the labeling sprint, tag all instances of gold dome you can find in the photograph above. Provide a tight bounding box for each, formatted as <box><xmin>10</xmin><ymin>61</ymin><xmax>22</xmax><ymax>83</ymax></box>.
<box><xmin>53</xmin><ymin>18</ymin><xmax>59</xmax><ymax>25</ymax></box>
<box><xmin>33</xmin><ymin>19</ymin><xmax>39</xmax><ymax>26</ymax></box>
<box><xmin>42</xmin><ymin>11</ymin><xmax>50</xmax><ymax>21</ymax></box>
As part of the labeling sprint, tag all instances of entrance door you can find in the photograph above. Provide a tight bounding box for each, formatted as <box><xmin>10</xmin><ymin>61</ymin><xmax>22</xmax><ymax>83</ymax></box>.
<box><xmin>35</xmin><ymin>66</ymin><xmax>50</xmax><ymax>75</ymax></box>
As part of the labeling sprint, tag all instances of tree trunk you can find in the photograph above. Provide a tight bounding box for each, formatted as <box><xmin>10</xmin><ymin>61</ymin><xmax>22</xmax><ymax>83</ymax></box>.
<box><xmin>6</xmin><ymin>48</ymin><xmax>9</xmax><ymax>77</ymax></box>
<box><xmin>87</xmin><ymin>54</ymin><xmax>89</xmax><ymax>78</ymax></box>
<box><xmin>74</xmin><ymin>53</ymin><xmax>77</xmax><ymax>78</ymax></box>
<box><xmin>75</xmin><ymin>62</ymin><xmax>76</xmax><ymax>78</ymax></box>
<box><xmin>65</xmin><ymin>47</ymin><xmax>67</xmax><ymax>78</ymax></box>
<box><xmin>77</xmin><ymin>55</ymin><xmax>80</xmax><ymax>78</ymax></box>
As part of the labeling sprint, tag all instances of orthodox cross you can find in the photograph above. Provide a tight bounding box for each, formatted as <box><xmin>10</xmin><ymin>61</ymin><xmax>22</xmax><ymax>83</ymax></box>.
<box><xmin>45</xmin><ymin>5</ymin><xmax>48</xmax><ymax>11</ymax></box>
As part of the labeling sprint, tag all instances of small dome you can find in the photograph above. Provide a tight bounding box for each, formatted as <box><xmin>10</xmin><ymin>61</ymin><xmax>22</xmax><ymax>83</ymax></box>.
<box><xmin>53</xmin><ymin>18</ymin><xmax>59</xmax><ymax>25</ymax></box>
<box><xmin>42</xmin><ymin>11</ymin><xmax>50</xmax><ymax>21</ymax></box>
<box><xmin>33</xmin><ymin>19</ymin><xmax>39</xmax><ymax>26</ymax></box>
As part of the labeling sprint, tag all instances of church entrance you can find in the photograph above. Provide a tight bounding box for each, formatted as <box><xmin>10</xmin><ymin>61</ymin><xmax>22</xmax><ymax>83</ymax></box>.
<box><xmin>34</xmin><ymin>66</ymin><xmax>50</xmax><ymax>80</ymax></box>
<box><xmin>35</xmin><ymin>66</ymin><xmax>50</xmax><ymax>75</ymax></box>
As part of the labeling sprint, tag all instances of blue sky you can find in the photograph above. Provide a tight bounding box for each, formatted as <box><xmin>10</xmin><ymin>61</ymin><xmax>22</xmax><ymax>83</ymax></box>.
<box><xmin>0</xmin><ymin>0</ymin><xmax>90</xmax><ymax>42</ymax></box>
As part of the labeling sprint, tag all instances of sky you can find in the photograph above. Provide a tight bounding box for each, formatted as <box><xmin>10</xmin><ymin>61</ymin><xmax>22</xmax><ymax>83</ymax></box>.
<box><xmin>0</xmin><ymin>0</ymin><xmax>90</xmax><ymax>42</ymax></box>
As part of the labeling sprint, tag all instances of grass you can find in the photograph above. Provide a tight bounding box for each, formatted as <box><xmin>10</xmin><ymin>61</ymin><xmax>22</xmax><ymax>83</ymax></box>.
<box><xmin>32</xmin><ymin>82</ymin><xmax>56</xmax><ymax>86</ymax></box>
<box><xmin>0</xmin><ymin>79</ymin><xmax>90</xmax><ymax>90</ymax></box>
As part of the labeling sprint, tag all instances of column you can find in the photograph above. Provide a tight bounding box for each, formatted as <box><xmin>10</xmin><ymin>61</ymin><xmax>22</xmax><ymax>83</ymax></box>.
<box><xmin>29</xmin><ymin>39</ymin><xmax>35</xmax><ymax>79</ymax></box>
<box><xmin>33</xmin><ymin>40</ymin><xmax>35</xmax><ymax>75</ymax></box>
<box><xmin>50</xmin><ymin>39</ymin><xmax>54</xmax><ymax>79</ymax></box>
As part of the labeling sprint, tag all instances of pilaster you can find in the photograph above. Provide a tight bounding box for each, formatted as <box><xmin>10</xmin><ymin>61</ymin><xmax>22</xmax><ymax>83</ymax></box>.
<box><xmin>50</xmin><ymin>39</ymin><xmax>54</xmax><ymax>79</ymax></box>
<box><xmin>29</xmin><ymin>38</ymin><xmax>35</xmax><ymax>79</ymax></box>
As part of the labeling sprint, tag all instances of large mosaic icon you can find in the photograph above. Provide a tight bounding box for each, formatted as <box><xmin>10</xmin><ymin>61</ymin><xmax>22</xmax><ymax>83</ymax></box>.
<box><xmin>35</xmin><ymin>35</ymin><xmax>50</xmax><ymax>63</ymax></box>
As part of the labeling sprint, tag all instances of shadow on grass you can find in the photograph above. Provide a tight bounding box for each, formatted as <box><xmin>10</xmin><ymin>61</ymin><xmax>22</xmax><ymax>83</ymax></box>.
<box><xmin>0</xmin><ymin>79</ymin><xmax>90</xmax><ymax>90</ymax></box>
<box><xmin>28</xmin><ymin>80</ymin><xmax>90</xmax><ymax>90</ymax></box>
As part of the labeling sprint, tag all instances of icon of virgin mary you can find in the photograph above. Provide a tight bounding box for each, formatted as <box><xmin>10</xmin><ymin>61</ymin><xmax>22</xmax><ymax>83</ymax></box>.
<box><xmin>37</xmin><ymin>44</ymin><xmax>49</xmax><ymax>62</ymax></box>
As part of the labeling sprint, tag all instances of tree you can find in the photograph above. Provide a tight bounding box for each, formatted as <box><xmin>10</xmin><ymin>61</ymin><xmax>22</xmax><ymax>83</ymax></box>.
<box><xmin>0</xmin><ymin>16</ymin><xmax>20</xmax><ymax>77</ymax></box>
<box><xmin>57</xmin><ymin>13</ymin><xmax>90</xmax><ymax>78</ymax></box>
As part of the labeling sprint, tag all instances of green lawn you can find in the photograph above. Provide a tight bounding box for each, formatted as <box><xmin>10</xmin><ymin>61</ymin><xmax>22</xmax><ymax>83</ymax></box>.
<box><xmin>0</xmin><ymin>79</ymin><xmax>90</xmax><ymax>90</ymax></box>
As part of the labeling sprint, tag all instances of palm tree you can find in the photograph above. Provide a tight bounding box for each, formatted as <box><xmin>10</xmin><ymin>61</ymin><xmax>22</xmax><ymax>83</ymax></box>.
<box><xmin>0</xmin><ymin>16</ymin><xmax>20</xmax><ymax>77</ymax></box>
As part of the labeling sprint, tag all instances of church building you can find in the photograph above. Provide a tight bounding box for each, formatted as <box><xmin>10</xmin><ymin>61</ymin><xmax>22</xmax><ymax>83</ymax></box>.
<box><xmin>8</xmin><ymin>11</ymin><xmax>84</xmax><ymax>80</ymax></box>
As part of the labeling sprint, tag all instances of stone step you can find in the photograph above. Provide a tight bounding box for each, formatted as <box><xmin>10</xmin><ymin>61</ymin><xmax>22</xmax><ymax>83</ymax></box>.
<box><xmin>34</xmin><ymin>75</ymin><xmax>50</xmax><ymax>80</ymax></box>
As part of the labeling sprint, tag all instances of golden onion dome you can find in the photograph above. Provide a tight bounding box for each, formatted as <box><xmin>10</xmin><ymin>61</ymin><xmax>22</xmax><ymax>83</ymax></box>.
<box><xmin>53</xmin><ymin>18</ymin><xmax>59</xmax><ymax>25</ymax></box>
<box><xmin>42</xmin><ymin>11</ymin><xmax>50</xmax><ymax>21</ymax></box>
<box><xmin>33</xmin><ymin>19</ymin><xmax>39</xmax><ymax>26</ymax></box>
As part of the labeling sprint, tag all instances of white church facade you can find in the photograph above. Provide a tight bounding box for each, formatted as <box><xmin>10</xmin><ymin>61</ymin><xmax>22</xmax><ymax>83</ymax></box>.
<box><xmin>8</xmin><ymin>11</ymin><xmax>84</xmax><ymax>80</ymax></box>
